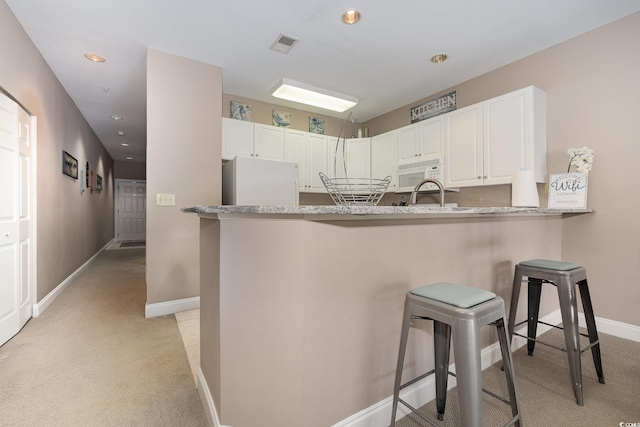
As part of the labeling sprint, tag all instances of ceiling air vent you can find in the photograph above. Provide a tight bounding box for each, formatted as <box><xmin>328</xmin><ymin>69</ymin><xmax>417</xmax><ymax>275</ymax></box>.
<box><xmin>270</xmin><ymin>34</ymin><xmax>299</xmax><ymax>54</ymax></box>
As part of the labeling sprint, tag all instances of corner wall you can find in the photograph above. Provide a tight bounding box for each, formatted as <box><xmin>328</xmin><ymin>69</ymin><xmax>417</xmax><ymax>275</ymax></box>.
<box><xmin>146</xmin><ymin>49</ymin><xmax>222</xmax><ymax>308</ymax></box>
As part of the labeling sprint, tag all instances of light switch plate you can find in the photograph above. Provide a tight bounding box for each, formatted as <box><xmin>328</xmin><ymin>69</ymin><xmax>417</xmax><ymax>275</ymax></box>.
<box><xmin>156</xmin><ymin>193</ymin><xmax>176</xmax><ymax>206</ymax></box>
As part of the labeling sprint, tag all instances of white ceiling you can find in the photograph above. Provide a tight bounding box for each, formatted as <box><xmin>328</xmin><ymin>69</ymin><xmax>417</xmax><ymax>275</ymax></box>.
<box><xmin>6</xmin><ymin>0</ymin><xmax>640</xmax><ymax>163</ymax></box>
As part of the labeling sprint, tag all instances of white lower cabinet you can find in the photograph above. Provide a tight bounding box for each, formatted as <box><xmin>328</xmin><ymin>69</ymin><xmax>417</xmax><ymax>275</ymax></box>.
<box><xmin>445</xmin><ymin>86</ymin><xmax>546</xmax><ymax>188</ymax></box>
<box><xmin>285</xmin><ymin>129</ymin><xmax>327</xmax><ymax>192</ymax></box>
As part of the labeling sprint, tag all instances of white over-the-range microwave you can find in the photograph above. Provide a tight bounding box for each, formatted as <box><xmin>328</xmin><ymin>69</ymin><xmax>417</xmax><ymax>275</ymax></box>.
<box><xmin>394</xmin><ymin>157</ymin><xmax>459</xmax><ymax>193</ymax></box>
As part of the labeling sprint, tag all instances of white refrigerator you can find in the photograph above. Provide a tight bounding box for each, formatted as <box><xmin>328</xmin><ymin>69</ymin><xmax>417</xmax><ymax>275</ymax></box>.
<box><xmin>222</xmin><ymin>157</ymin><xmax>300</xmax><ymax>206</ymax></box>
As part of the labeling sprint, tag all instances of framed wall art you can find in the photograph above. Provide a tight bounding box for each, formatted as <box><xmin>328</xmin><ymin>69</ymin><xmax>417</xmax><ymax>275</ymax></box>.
<box><xmin>230</xmin><ymin>101</ymin><xmax>251</xmax><ymax>121</ymax></box>
<box><xmin>62</xmin><ymin>150</ymin><xmax>78</xmax><ymax>179</ymax></box>
<box><xmin>96</xmin><ymin>174</ymin><xmax>103</xmax><ymax>192</ymax></box>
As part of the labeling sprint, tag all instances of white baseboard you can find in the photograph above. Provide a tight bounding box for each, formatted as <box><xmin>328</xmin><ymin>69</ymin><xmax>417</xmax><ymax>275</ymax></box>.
<box><xmin>197</xmin><ymin>367</ymin><xmax>230</xmax><ymax>427</ymax></box>
<box><xmin>144</xmin><ymin>296</ymin><xmax>200</xmax><ymax>318</ymax></box>
<box><xmin>578</xmin><ymin>313</ymin><xmax>640</xmax><ymax>342</ymax></box>
<box><xmin>32</xmin><ymin>239</ymin><xmax>113</xmax><ymax>317</ymax></box>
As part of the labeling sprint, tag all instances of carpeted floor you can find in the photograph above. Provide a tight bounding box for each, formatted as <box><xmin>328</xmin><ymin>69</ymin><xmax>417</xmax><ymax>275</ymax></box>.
<box><xmin>395</xmin><ymin>327</ymin><xmax>640</xmax><ymax>426</ymax></box>
<box><xmin>0</xmin><ymin>248</ymin><xmax>208</xmax><ymax>427</ymax></box>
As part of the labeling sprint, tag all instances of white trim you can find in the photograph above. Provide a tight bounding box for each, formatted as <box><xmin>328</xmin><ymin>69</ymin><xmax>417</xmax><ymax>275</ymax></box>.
<box><xmin>333</xmin><ymin>309</ymin><xmax>640</xmax><ymax>427</ymax></box>
<box><xmin>578</xmin><ymin>313</ymin><xmax>640</xmax><ymax>343</ymax></box>
<box><xmin>32</xmin><ymin>239</ymin><xmax>113</xmax><ymax>317</ymax></box>
<box><xmin>197</xmin><ymin>367</ymin><xmax>230</xmax><ymax>427</ymax></box>
<box><xmin>144</xmin><ymin>296</ymin><xmax>200</xmax><ymax>318</ymax></box>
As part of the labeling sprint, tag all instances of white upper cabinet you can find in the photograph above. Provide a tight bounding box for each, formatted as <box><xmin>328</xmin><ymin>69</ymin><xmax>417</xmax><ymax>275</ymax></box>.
<box><xmin>285</xmin><ymin>129</ymin><xmax>327</xmax><ymax>192</ymax></box>
<box><xmin>222</xmin><ymin>117</ymin><xmax>253</xmax><ymax>160</ymax></box>
<box><xmin>445</xmin><ymin>86</ymin><xmax>546</xmax><ymax>188</ymax></box>
<box><xmin>253</xmin><ymin>123</ymin><xmax>285</xmax><ymax>161</ymax></box>
<box><xmin>397</xmin><ymin>117</ymin><xmax>444</xmax><ymax>166</ymax></box>
<box><xmin>371</xmin><ymin>130</ymin><xmax>397</xmax><ymax>190</ymax></box>
<box><xmin>483</xmin><ymin>86</ymin><xmax>547</xmax><ymax>184</ymax></box>
<box><xmin>444</xmin><ymin>104</ymin><xmax>484</xmax><ymax>187</ymax></box>
<box><xmin>396</xmin><ymin>123</ymin><xmax>422</xmax><ymax>165</ymax></box>
<box><xmin>327</xmin><ymin>137</ymin><xmax>370</xmax><ymax>180</ymax></box>
<box><xmin>222</xmin><ymin>118</ymin><xmax>285</xmax><ymax>161</ymax></box>
<box><xmin>418</xmin><ymin>116</ymin><xmax>444</xmax><ymax>160</ymax></box>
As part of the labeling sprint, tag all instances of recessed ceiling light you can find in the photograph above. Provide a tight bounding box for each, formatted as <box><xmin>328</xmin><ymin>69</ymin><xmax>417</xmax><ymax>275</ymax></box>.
<box><xmin>110</xmin><ymin>115</ymin><xmax>122</xmax><ymax>120</ymax></box>
<box><xmin>121</xmin><ymin>143</ymin><xmax>129</xmax><ymax>147</ymax></box>
<box><xmin>126</xmin><ymin>156</ymin><xmax>133</xmax><ymax>160</ymax></box>
<box><xmin>117</xmin><ymin>131</ymin><xmax>125</xmax><ymax>136</ymax></box>
<box><xmin>431</xmin><ymin>53</ymin><xmax>448</xmax><ymax>63</ymax></box>
<box><xmin>103</xmin><ymin>87</ymin><xmax>111</xmax><ymax>92</ymax></box>
<box><xmin>84</xmin><ymin>53</ymin><xmax>105</xmax><ymax>62</ymax></box>
<box><xmin>342</xmin><ymin>9</ymin><xmax>361</xmax><ymax>25</ymax></box>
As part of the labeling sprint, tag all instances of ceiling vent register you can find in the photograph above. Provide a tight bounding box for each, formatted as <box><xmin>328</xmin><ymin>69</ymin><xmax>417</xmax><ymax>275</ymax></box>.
<box><xmin>270</xmin><ymin>34</ymin><xmax>299</xmax><ymax>54</ymax></box>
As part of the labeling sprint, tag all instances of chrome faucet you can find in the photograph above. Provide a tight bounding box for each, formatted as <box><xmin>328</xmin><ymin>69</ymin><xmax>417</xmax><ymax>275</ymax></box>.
<box><xmin>409</xmin><ymin>178</ymin><xmax>445</xmax><ymax>206</ymax></box>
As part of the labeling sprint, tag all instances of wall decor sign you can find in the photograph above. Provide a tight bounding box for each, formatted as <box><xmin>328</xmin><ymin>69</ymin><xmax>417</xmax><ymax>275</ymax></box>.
<box><xmin>410</xmin><ymin>91</ymin><xmax>457</xmax><ymax>123</ymax></box>
<box><xmin>272</xmin><ymin>110</ymin><xmax>291</xmax><ymax>127</ymax></box>
<box><xmin>230</xmin><ymin>101</ymin><xmax>251</xmax><ymax>121</ymax></box>
<box><xmin>62</xmin><ymin>150</ymin><xmax>78</xmax><ymax>179</ymax></box>
<box><xmin>548</xmin><ymin>173</ymin><xmax>588</xmax><ymax>208</ymax></box>
<box><xmin>309</xmin><ymin>117</ymin><xmax>325</xmax><ymax>135</ymax></box>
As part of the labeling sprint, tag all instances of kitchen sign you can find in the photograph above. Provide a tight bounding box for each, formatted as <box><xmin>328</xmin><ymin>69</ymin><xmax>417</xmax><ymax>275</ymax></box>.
<box><xmin>410</xmin><ymin>91</ymin><xmax>457</xmax><ymax>123</ymax></box>
<box><xmin>548</xmin><ymin>173</ymin><xmax>588</xmax><ymax>208</ymax></box>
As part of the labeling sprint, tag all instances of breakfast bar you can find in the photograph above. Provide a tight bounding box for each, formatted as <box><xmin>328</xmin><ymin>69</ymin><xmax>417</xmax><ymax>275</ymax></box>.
<box><xmin>184</xmin><ymin>205</ymin><xmax>592</xmax><ymax>427</ymax></box>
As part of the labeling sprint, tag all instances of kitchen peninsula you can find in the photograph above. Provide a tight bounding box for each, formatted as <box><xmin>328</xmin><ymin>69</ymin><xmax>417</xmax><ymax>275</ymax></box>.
<box><xmin>184</xmin><ymin>205</ymin><xmax>592</xmax><ymax>427</ymax></box>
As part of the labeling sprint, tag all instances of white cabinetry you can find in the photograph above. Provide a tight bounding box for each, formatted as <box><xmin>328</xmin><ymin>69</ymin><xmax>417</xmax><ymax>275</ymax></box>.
<box><xmin>327</xmin><ymin>137</ymin><xmax>370</xmax><ymax>180</ymax></box>
<box><xmin>253</xmin><ymin>123</ymin><xmax>285</xmax><ymax>161</ymax></box>
<box><xmin>445</xmin><ymin>86</ymin><xmax>546</xmax><ymax>188</ymax></box>
<box><xmin>222</xmin><ymin>118</ymin><xmax>285</xmax><ymax>161</ymax></box>
<box><xmin>371</xmin><ymin>130</ymin><xmax>397</xmax><ymax>190</ymax></box>
<box><xmin>222</xmin><ymin>117</ymin><xmax>253</xmax><ymax>160</ymax></box>
<box><xmin>285</xmin><ymin>129</ymin><xmax>327</xmax><ymax>192</ymax></box>
<box><xmin>397</xmin><ymin>117</ymin><xmax>444</xmax><ymax>166</ymax></box>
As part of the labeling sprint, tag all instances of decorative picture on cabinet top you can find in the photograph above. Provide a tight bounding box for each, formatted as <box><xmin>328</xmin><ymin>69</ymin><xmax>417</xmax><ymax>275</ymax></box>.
<box><xmin>272</xmin><ymin>110</ymin><xmax>291</xmax><ymax>127</ymax></box>
<box><xmin>230</xmin><ymin>101</ymin><xmax>251</xmax><ymax>121</ymax></box>
<box><xmin>309</xmin><ymin>117</ymin><xmax>325</xmax><ymax>135</ymax></box>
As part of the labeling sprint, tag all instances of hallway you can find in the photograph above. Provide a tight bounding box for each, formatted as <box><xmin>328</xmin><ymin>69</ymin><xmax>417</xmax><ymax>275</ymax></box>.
<box><xmin>0</xmin><ymin>248</ymin><xmax>208</xmax><ymax>426</ymax></box>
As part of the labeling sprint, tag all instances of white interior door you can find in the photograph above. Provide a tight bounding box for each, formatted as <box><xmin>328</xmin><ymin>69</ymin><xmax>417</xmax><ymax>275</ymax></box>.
<box><xmin>117</xmin><ymin>180</ymin><xmax>146</xmax><ymax>242</ymax></box>
<box><xmin>1</xmin><ymin>93</ymin><xmax>34</xmax><ymax>346</ymax></box>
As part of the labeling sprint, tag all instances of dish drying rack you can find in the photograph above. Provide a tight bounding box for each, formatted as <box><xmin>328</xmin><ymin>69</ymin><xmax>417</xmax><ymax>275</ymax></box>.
<box><xmin>320</xmin><ymin>111</ymin><xmax>391</xmax><ymax>206</ymax></box>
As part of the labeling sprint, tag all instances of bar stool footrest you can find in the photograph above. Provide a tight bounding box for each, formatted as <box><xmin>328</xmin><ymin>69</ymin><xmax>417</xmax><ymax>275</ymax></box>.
<box><xmin>512</xmin><ymin>319</ymin><xmax>600</xmax><ymax>354</ymax></box>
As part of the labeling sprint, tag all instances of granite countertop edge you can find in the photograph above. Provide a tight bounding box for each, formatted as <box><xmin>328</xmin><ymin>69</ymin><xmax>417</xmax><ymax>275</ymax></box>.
<box><xmin>182</xmin><ymin>205</ymin><xmax>594</xmax><ymax>217</ymax></box>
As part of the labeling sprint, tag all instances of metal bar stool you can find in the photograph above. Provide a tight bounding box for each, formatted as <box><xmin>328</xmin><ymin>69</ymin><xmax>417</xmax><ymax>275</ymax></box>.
<box><xmin>506</xmin><ymin>259</ymin><xmax>605</xmax><ymax>406</ymax></box>
<box><xmin>391</xmin><ymin>282</ymin><xmax>522</xmax><ymax>427</ymax></box>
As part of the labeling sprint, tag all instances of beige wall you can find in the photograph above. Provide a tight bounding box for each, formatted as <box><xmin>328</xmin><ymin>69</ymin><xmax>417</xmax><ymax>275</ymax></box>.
<box><xmin>222</xmin><ymin>13</ymin><xmax>640</xmax><ymax>328</ymax></box>
<box><xmin>363</xmin><ymin>12</ymin><xmax>640</xmax><ymax>327</ymax></box>
<box><xmin>114</xmin><ymin>160</ymin><xmax>146</xmax><ymax>181</ymax></box>
<box><xmin>203</xmin><ymin>214</ymin><xmax>563</xmax><ymax>426</ymax></box>
<box><xmin>1</xmin><ymin>2</ymin><xmax>114</xmax><ymax>301</ymax></box>
<box><xmin>146</xmin><ymin>49</ymin><xmax>222</xmax><ymax>305</ymax></box>
<box><xmin>222</xmin><ymin>93</ymin><xmax>351</xmax><ymax>137</ymax></box>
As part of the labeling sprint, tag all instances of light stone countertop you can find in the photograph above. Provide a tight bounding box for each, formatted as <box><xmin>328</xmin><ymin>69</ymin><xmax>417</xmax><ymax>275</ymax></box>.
<box><xmin>182</xmin><ymin>205</ymin><xmax>594</xmax><ymax>220</ymax></box>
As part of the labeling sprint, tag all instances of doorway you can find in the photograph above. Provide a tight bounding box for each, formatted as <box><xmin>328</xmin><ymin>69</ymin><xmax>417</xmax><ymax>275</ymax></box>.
<box><xmin>115</xmin><ymin>179</ymin><xmax>146</xmax><ymax>242</ymax></box>
<box><xmin>0</xmin><ymin>92</ymin><xmax>36</xmax><ymax>347</ymax></box>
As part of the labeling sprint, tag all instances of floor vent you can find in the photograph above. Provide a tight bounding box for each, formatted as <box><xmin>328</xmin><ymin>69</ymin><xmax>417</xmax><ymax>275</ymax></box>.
<box><xmin>270</xmin><ymin>34</ymin><xmax>299</xmax><ymax>54</ymax></box>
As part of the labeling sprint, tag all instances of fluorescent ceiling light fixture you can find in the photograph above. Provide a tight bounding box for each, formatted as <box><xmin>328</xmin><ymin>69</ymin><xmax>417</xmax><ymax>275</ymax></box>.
<box><xmin>272</xmin><ymin>79</ymin><xmax>358</xmax><ymax>112</ymax></box>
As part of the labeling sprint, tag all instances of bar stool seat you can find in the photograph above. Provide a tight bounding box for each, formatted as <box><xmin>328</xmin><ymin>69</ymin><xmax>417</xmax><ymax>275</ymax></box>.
<box><xmin>391</xmin><ymin>282</ymin><xmax>522</xmax><ymax>427</ymax></box>
<box><xmin>507</xmin><ymin>259</ymin><xmax>605</xmax><ymax>406</ymax></box>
